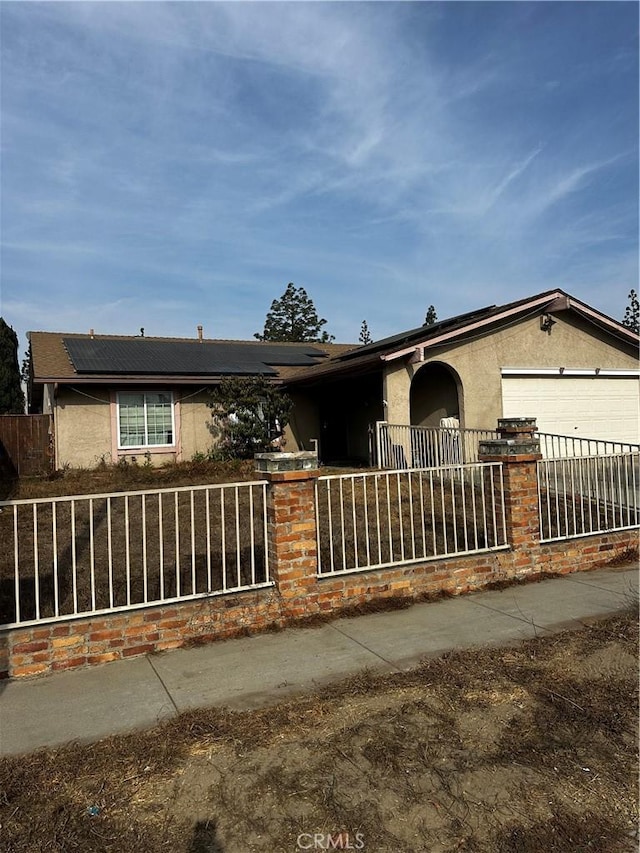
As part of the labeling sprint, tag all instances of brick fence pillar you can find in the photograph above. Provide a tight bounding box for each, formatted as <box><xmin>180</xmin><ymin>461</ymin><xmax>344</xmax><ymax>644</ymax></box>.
<box><xmin>479</xmin><ymin>418</ymin><xmax>542</xmax><ymax>573</ymax></box>
<box><xmin>255</xmin><ymin>452</ymin><xmax>320</xmax><ymax>608</ymax></box>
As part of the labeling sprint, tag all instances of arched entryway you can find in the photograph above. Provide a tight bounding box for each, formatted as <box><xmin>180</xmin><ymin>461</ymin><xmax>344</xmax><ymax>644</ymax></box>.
<box><xmin>410</xmin><ymin>362</ymin><xmax>462</xmax><ymax>427</ymax></box>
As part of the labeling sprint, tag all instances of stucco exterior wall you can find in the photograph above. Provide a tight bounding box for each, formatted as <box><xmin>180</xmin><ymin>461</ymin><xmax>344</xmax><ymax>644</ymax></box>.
<box><xmin>382</xmin><ymin>361</ymin><xmax>412</xmax><ymax>427</ymax></box>
<box><xmin>54</xmin><ymin>386</ymin><xmax>218</xmax><ymax>469</ymax></box>
<box><xmin>53</xmin><ymin>385</ymin><xmax>307</xmax><ymax>469</ymax></box>
<box><xmin>54</xmin><ymin>387</ymin><xmax>112</xmax><ymax>469</ymax></box>
<box><xmin>286</xmin><ymin>392</ymin><xmax>318</xmax><ymax>453</ymax></box>
<box><xmin>384</xmin><ymin>312</ymin><xmax>638</xmax><ymax>429</ymax></box>
<box><xmin>177</xmin><ymin>390</ymin><xmax>216</xmax><ymax>460</ymax></box>
<box><xmin>176</xmin><ymin>388</ymin><xmax>310</xmax><ymax>460</ymax></box>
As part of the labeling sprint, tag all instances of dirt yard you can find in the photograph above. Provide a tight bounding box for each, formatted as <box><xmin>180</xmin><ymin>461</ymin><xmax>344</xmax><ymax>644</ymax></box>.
<box><xmin>0</xmin><ymin>463</ymin><xmax>502</xmax><ymax>624</ymax></box>
<box><xmin>1</xmin><ymin>458</ymin><xmax>260</xmax><ymax>502</ymax></box>
<box><xmin>0</xmin><ymin>609</ymin><xmax>637</xmax><ymax>853</ymax></box>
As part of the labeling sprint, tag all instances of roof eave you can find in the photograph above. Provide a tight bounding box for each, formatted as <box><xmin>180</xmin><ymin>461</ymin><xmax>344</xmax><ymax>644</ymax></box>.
<box><xmin>382</xmin><ymin>291</ymin><xmax>638</xmax><ymax>361</ymax></box>
<box><xmin>561</xmin><ymin>296</ymin><xmax>639</xmax><ymax>345</ymax></box>
<box><xmin>32</xmin><ymin>374</ymin><xmax>285</xmax><ymax>386</ymax></box>
<box><xmin>382</xmin><ymin>291</ymin><xmax>566</xmax><ymax>362</ymax></box>
<box><xmin>283</xmin><ymin>354</ymin><xmax>384</xmax><ymax>388</ymax></box>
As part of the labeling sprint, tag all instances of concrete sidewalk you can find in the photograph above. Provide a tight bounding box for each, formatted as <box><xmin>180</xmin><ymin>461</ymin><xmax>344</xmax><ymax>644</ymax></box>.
<box><xmin>1</xmin><ymin>564</ymin><xmax>637</xmax><ymax>757</ymax></box>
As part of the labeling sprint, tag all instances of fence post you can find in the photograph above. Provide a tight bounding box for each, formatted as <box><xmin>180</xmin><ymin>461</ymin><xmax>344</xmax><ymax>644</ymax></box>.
<box><xmin>375</xmin><ymin>421</ymin><xmax>385</xmax><ymax>470</ymax></box>
<box><xmin>479</xmin><ymin>418</ymin><xmax>542</xmax><ymax>568</ymax></box>
<box><xmin>255</xmin><ymin>451</ymin><xmax>320</xmax><ymax>606</ymax></box>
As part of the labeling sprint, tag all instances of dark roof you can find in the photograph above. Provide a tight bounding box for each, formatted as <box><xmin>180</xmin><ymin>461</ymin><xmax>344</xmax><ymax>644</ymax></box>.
<box><xmin>284</xmin><ymin>288</ymin><xmax>639</xmax><ymax>386</ymax></box>
<box><xmin>63</xmin><ymin>338</ymin><xmax>330</xmax><ymax>376</ymax></box>
<box><xmin>342</xmin><ymin>302</ymin><xmax>499</xmax><ymax>360</ymax></box>
<box><xmin>30</xmin><ymin>289</ymin><xmax>637</xmax><ymax>389</ymax></box>
<box><xmin>29</xmin><ymin>332</ymin><xmax>356</xmax><ymax>384</ymax></box>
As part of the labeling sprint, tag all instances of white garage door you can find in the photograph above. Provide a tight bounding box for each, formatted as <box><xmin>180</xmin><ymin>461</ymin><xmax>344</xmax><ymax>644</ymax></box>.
<box><xmin>502</xmin><ymin>370</ymin><xmax>640</xmax><ymax>445</ymax></box>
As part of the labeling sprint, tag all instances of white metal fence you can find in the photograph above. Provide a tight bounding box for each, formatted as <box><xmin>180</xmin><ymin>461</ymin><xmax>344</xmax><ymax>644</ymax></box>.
<box><xmin>375</xmin><ymin>422</ymin><xmax>640</xmax><ymax>469</ymax></box>
<box><xmin>315</xmin><ymin>463</ymin><xmax>508</xmax><ymax>576</ymax></box>
<box><xmin>375</xmin><ymin>422</ymin><xmax>499</xmax><ymax>469</ymax></box>
<box><xmin>537</xmin><ymin>452</ymin><xmax>640</xmax><ymax>542</ymax></box>
<box><xmin>536</xmin><ymin>433</ymin><xmax>640</xmax><ymax>459</ymax></box>
<box><xmin>0</xmin><ymin>481</ymin><xmax>271</xmax><ymax>629</ymax></box>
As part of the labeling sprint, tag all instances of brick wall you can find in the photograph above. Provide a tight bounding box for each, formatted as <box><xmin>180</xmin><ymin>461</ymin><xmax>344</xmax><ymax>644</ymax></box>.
<box><xmin>1</xmin><ymin>590</ymin><xmax>282</xmax><ymax>679</ymax></box>
<box><xmin>1</xmin><ymin>433</ymin><xmax>637</xmax><ymax>680</ymax></box>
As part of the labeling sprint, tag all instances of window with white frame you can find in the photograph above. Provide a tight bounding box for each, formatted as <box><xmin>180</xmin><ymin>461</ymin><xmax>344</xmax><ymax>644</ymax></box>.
<box><xmin>117</xmin><ymin>391</ymin><xmax>174</xmax><ymax>448</ymax></box>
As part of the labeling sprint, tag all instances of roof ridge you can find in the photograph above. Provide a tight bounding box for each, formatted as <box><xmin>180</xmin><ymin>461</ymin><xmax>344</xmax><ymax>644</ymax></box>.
<box><xmin>30</xmin><ymin>330</ymin><xmax>355</xmax><ymax>348</ymax></box>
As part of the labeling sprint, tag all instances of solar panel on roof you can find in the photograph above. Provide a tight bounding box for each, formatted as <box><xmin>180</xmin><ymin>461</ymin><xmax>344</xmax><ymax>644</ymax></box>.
<box><xmin>63</xmin><ymin>338</ymin><xmax>329</xmax><ymax>376</ymax></box>
<box><xmin>338</xmin><ymin>304</ymin><xmax>499</xmax><ymax>360</ymax></box>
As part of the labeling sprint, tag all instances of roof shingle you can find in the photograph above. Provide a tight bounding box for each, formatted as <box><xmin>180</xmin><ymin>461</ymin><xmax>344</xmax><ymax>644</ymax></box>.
<box><xmin>29</xmin><ymin>331</ymin><xmax>356</xmax><ymax>384</ymax></box>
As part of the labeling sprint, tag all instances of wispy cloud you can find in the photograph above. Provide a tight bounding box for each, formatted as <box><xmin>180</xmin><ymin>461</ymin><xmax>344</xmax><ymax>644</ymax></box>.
<box><xmin>487</xmin><ymin>146</ymin><xmax>544</xmax><ymax>207</ymax></box>
<box><xmin>533</xmin><ymin>154</ymin><xmax>628</xmax><ymax>213</ymax></box>
<box><xmin>1</xmin><ymin>2</ymin><xmax>637</xmax><ymax>348</ymax></box>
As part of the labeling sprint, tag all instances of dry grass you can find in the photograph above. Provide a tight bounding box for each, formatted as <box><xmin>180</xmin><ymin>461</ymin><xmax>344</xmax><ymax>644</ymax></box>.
<box><xmin>1</xmin><ymin>609</ymin><xmax>637</xmax><ymax>853</ymax></box>
<box><xmin>2</xmin><ymin>458</ymin><xmax>259</xmax><ymax>501</ymax></box>
<box><xmin>315</xmin><ymin>468</ymin><xmax>506</xmax><ymax>573</ymax></box>
<box><xmin>0</xmin><ymin>464</ymin><xmax>504</xmax><ymax>625</ymax></box>
<box><xmin>1</xmin><ymin>458</ymin><xmax>636</xmax><ymax>627</ymax></box>
<box><xmin>2</xmin><ymin>461</ymin><xmax>267</xmax><ymax>621</ymax></box>
<box><xmin>0</xmin><ymin>476</ymin><xmax>269</xmax><ymax>624</ymax></box>
<box><xmin>539</xmin><ymin>488</ymin><xmax>640</xmax><ymax>540</ymax></box>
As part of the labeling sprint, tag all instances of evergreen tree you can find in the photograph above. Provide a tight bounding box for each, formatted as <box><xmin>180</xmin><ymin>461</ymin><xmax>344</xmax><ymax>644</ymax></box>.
<box><xmin>21</xmin><ymin>343</ymin><xmax>31</xmax><ymax>385</ymax></box>
<box><xmin>359</xmin><ymin>320</ymin><xmax>373</xmax><ymax>345</ymax></box>
<box><xmin>0</xmin><ymin>318</ymin><xmax>25</xmax><ymax>414</ymax></box>
<box><xmin>424</xmin><ymin>305</ymin><xmax>438</xmax><ymax>326</ymax></box>
<box><xmin>207</xmin><ymin>376</ymin><xmax>292</xmax><ymax>459</ymax></box>
<box><xmin>622</xmin><ymin>289</ymin><xmax>639</xmax><ymax>334</ymax></box>
<box><xmin>21</xmin><ymin>341</ymin><xmax>32</xmax><ymax>411</ymax></box>
<box><xmin>255</xmin><ymin>283</ymin><xmax>334</xmax><ymax>342</ymax></box>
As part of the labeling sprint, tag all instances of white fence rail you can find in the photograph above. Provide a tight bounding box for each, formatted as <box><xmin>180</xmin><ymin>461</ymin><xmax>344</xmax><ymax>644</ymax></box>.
<box><xmin>316</xmin><ymin>463</ymin><xmax>508</xmax><ymax>576</ymax></box>
<box><xmin>537</xmin><ymin>452</ymin><xmax>640</xmax><ymax>542</ymax></box>
<box><xmin>376</xmin><ymin>422</ymin><xmax>640</xmax><ymax>469</ymax></box>
<box><xmin>536</xmin><ymin>433</ymin><xmax>639</xmax><ymax>459</ymax></box>
<box><xmin>375</xmin><ymin>422</ymin><xmax>499</xmax><ymax>469</ymax></box>
<box><xmin>0</xmin><ymin>481</ymin><xmax>271</xmax><ymax>629</ymax></box>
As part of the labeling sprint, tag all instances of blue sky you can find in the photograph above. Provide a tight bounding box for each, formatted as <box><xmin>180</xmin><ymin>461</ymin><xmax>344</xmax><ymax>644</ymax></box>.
<box><xmin>1</xmin><ymin>2</ymin><xmax>638</xmax><ymax>352</ymax></box>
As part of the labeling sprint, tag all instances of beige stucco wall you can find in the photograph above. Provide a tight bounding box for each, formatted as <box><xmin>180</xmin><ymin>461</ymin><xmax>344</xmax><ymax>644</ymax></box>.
<box><xmin>53</xmin><ymin>384</ymin><xmax>306</xmax><ymax>469</ymax></box>
<box><xmin>54</xmin><ymin>387</ymin><xmax>112</xmax><ymax>469</ymax></box>
<box><xmin>285</xmin><ymin>392</ymin><xmax>318</xmax><ymax>452</ymax></box>
<box><xmin>178</xmin><ymin>389</ymin><xmax>312</xmax><ymax>457</ymax></box>
<box><xmin>177</xmin><ymin>390</ymin><xmax>216</xmax><ymax>459</ymax></box>
<box><xmin>177</xmin><ymin>389</ymin><xmax>323</xmax><ymax>457</ymax></box>
<box><xmin>383</xmin><ymin>361</ymin><xmax>414</xmax><ymax>427</ymax></box>
<box><xmin>54</xmin><ymin>386</ymin><xmax>218</xmax><ymax>469</ymax></box>
<box><xmin>383</xmin><ymin>312</ymin><xmax>638</xmax><ymax>430</ymax></box>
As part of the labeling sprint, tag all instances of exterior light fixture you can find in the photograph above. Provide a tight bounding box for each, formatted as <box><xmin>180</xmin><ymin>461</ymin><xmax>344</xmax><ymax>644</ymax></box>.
<box><xmin>540</xmin><ymin>314</ymin><xmax>556</xmax><ymax>334</ymax></box>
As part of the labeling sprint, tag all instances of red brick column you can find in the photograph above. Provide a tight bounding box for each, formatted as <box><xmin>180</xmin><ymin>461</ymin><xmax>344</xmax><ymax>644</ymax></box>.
<box><xmin>500</xmin><ymin>459</ymin><xmax>542</xmax><ymax>549</ymax></box>
<box><xmin>255</xmin><ymin>452</ymin><xmax>320</xmax><ymax>611</ymax></box>
<box><xmin>265</xmin><ymin>470</ymin><xmax>319</xmax><ymax>599</ymax></box>
<box><xmin>479</xmin><ymin>418</ymin><xmax>542</xmax><ymax>573</ymax></box>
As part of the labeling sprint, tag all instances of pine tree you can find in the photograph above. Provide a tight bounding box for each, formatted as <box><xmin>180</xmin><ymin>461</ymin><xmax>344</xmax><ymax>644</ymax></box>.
<box><xmin>20</xmin><ymin>344</ymin><xmax>32</xmax><ymax>413</ymax></box>
<box><xmin>424</xmin><ymin>305</ymin><xmax>438</xmax><ymax>326</ymax></box>
<box><xmin>359</xmin><ymin>320</ymin><xmax>373</xmax><ymax>345</ymax></box>
<box><xmin>254</xmin><ymin>283</ymin><xmax>334</xmax><ymax>342</ymax></box>
<box><xmin>622</xmin><ymin>289</ymin><xmax>639</xmax><ymax>334</ymax></box>
<box><xmin>0</xmin><ymin>318</ymin><xmax>25</xmax><ymax>414</ymax></box>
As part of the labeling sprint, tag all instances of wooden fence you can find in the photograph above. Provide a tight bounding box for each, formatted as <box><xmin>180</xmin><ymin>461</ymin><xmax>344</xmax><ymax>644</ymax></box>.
<box><xmin>0</xmin><ymin>415</ymin><xmax>53</xmax><ymax>479</ymax></box>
